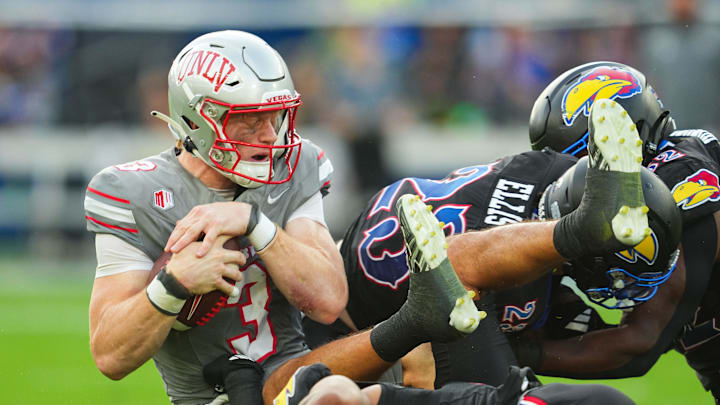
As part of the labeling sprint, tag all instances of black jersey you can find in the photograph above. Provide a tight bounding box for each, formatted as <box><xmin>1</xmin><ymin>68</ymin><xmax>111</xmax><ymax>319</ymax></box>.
<box><xmin>648</xmin><ymin>130</ymin><xmax>720</xmax><ymax>396</ymax></box>
<box><xmin>650</xmin><ymin>130</ymin><xmax>720</xmax><ymax>224</ymax></box>
<box><xmin>340</xmin><ymin>149</ymin><xmax>577</xmax><ymax>331</ymax></box>
<box><xmin>378</xmin><ymin>366</ymin><xmax>634</xmax><ymax>405</ymax></box>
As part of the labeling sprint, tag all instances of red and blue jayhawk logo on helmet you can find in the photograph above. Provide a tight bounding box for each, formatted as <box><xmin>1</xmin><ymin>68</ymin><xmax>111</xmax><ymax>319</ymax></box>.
<box><xmin>562</xmin><ymin>66</ymin><xmax>643</xmax><ymax>126</ymax></box>
<box><xmin>672</xmin><ymin>169</ymin><xmax>720</xmax><ymax>210</ymax></box>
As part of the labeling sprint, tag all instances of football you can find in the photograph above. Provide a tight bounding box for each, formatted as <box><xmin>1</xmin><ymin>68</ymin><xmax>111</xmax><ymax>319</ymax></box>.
<box><xmin>147</xmin><ymin>237</ymin><xmax>242</xmax><ymax>331</ymax></box>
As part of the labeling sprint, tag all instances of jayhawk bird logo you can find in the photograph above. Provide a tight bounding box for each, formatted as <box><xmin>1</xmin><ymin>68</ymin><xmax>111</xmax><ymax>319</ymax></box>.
<box><xmin>671</xmin><ymin>169</ymin><xmax>720</xmax><ymax>210</ymax></box>
<box><xmin>562</xmin><ymin>66</ymin><xmax>642</xmax><ymax>126</ymax></box>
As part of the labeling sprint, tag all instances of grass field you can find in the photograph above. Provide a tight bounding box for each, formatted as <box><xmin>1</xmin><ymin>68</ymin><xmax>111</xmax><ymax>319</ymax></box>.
<box><xmin>0</xmin><ymin>258</ymin><xmax>712</xmax><ymax>404</ymax></box>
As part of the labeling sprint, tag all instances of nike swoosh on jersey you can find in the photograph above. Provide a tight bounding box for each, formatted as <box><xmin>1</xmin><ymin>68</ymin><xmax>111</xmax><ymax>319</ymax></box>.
<box><xmin>267</xmin><ymin>188</ymin><xmax>289</xmax><ymax>204</ymax></box>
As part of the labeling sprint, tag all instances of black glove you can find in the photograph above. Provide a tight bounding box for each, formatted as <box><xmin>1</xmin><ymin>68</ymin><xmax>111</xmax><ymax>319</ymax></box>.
<box><xmin>496</xmin><ymin>366</ymin><xmax>543</xmax><ymax>405</ymax></box>
<box><xmin>203</xmin><ymin>354</ymin><xmax>265</xmax><ymax>405</ymax></box>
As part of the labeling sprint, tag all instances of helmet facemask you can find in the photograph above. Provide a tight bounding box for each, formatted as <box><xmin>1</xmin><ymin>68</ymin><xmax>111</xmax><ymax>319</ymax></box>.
<box><xmin>639</xmin><ymin>110</ymin><xmax>676</xmax><ymax>164</ymax></box>
<box><xmin>568</xmin><ymin>249</ymin><xmax>680</xmax><ymax>309</ymax></box>
<box><xmin>199</xmin><ymin>96</ymin><xmax>302</xmax><ymax>188</ymax></box>
<box><xmin>559</xmin><ymin>131</ymin><xmax>590</xmax><ymax>157</ymax></box>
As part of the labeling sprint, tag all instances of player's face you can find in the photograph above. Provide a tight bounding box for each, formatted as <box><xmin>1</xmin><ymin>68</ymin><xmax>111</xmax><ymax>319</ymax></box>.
<box><xmin>224</xmin><ymin>110</ymin><xmax>282</xmax><ymax>162</ymax></box>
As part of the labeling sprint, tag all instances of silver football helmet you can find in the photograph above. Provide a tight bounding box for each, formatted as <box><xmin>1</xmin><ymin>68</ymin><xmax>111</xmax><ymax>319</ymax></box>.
<box><xmin>153</xmin><ymin>30</ymin><xmax>302</xmax><ymax>188</ymax></box>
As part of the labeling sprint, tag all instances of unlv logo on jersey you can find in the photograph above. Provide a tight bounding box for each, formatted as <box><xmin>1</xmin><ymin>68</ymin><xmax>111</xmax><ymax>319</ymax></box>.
<box><xmin>153</xmin><ymin>189</ymin><xmax>174</xmax><ymax>210</ymax></box>
<box><xmin>176</xmin><ymin>49</ymin><xmax>238</xmax><ymax>93</ymax></box>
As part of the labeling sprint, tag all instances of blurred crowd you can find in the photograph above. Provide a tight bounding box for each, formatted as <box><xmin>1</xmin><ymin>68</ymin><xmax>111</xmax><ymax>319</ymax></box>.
<box><xmin>3</xmin><ymin>1</ymin><xmax>720</xmax><ymax>130</ymax></box>
<box><xmin>2</xmin><ymin>0</ymin><xmax>720</xmax><ymax>252</ymax></box>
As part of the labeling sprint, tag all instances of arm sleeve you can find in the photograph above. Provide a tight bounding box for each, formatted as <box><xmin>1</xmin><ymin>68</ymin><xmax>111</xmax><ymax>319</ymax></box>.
<box><xmin>95</xmin><ymin>233</ymin><xmax>154</xmax><ymax>278</ymax></box>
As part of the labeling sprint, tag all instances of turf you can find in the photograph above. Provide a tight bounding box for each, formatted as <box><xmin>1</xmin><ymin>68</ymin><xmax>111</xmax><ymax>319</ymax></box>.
<box><xmin>540</xmin><ymin>352</ymin><xmax>708</xmax><ymax>404</ymax></box>
<box><xmin>0</xmin><ymin>258</ymin><xmax>712</xmax><ymax>404</ymax></box>
<box><xmin>0</xmin><ymin>259</ymin><xmax>168</xmax><ymax>404</ymax></box>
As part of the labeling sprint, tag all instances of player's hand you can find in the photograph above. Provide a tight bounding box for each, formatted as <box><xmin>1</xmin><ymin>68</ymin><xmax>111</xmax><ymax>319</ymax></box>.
<box><xmin>165</xmin><ymin>202</ymin><xmax>252</xmax><ymax>256</ymax></box>
<box><xmin>165</xmin><ymin>235</ymin><xmax>246</xmax><ymax>296</ymax></box>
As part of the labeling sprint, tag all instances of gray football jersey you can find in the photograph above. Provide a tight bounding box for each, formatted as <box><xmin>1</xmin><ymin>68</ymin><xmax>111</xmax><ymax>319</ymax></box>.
<box><xmin>84</xmin><ymin>138</ymin><xmax>333</xmax><ymax>404</ymax></box>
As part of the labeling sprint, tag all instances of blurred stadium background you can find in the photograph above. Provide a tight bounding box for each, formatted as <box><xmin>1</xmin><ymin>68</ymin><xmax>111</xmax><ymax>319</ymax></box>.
<box><xmin>0</xmin><ymin>0</ymin><xmax>717</xmax><ymax>403</ymax></box>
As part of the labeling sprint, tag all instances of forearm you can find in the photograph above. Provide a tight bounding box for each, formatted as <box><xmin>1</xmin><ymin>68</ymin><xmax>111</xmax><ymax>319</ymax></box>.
<box><xmin>537</xmin><ymin>265</ymin><xmax>690</xmax><ymax>378</ymax></box>
<box><xmin>259</xmin><ymin>227</ymin><xmax>347</xmax><ymax>324</ymax></box>
<box><xmin>537</xmin><ymin>327</ymin><xmax>648</xmax><ymax>377</ymax></box>
<box><xmin>448</xmin><ymin>221</ymin><xmax>563</xmax><ymax>290</ymax></box>
<box><xmin>90</xmin><ymin>292</ymin><xmax>175</xmax><ymax>379</ymax></box>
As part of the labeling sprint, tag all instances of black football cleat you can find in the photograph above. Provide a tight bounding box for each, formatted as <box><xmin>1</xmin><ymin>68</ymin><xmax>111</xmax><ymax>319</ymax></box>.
<box><xmin>587</xmin><ymin>98</ymin><xmax>650</xmax><ymax>245</ymax></box>
<box><xmin>203</xmin><ymin>354</ymin><xmax>264</xmax><ymax>405</ymax></box>
<box><xmin>396</xmin><ymin>194</ymin><xmax>485</xmax><ymax>339</ymax></box>
<box><xmin>554</xmin><ymin>99</ymin><xmax>651</xmax><ymax>259</ymax></box>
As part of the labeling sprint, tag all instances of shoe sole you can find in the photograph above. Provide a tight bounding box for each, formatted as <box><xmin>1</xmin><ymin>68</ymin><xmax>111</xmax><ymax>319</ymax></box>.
<box><xmin>397</xmin><ymin>194</ymin><xmax>448</xmax><ymax>271</ymax></box>
<box><xmin>397</xmin><ymin>194</ymin><xmax>485</xmax><ymax>333</ymax></box>
<box><xmin>589</xmin><ymin>99</ymin><xmax>650</xmax><ymax>246</ymax></box>
<box><xmin>589</xmin><ymin>99</ymin><xmax>643</xmax><ymax>173</ymax></box>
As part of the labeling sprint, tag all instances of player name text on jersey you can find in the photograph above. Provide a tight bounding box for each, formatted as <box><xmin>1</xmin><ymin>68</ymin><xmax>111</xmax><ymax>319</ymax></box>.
<box><xmin>483</xmin><ymin>179</ymin><xmax>535</xmax><ymax>226</ymax></box>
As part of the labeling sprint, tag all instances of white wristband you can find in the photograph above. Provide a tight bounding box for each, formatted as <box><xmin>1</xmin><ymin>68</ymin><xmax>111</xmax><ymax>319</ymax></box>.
<box><xmin>146</xmin><ymin>277</ymin><xmax>186</xmax><ymax>315</ymax></box>
<box><xmin>247</xmin><ymin>211</ymin><xmax>278</xmax><ymax>251</ymax></box>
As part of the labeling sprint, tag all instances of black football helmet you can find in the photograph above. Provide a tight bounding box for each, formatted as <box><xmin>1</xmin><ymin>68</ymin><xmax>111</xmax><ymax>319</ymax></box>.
<box><xmin>539</xmin><ymin>157</ymin><xmax>682</xmax><ymax>309</ymax></box>
<box><xmin>529</xmin><ymin>61</ymin><xmax>676</xmax><ymax>163</ymax></box>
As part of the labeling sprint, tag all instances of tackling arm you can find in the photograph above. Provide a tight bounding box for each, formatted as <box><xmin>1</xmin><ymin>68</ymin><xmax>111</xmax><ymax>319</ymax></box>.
<box><xmin>536</xmin><ymin>253</ymin><xmax>685</xmax><ymax>377</ymax></box>
<box><xmin>448</xmin><ymin>220</ymin><xmax>564</xmax><ymax>291</ymax></box>
<box><xmin>530</xmin><ymin>215</ymin><xmax>718</xmax><ymax>378</ymax></box>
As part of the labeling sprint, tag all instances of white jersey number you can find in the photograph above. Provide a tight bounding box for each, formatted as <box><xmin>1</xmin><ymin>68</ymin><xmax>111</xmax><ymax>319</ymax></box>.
<box><xmin>226</xmin><ymin>263</ymin><xmax>277</xmax><ymax>362</ymax></box>
<box><xmin>114</xmin><ymin>160</ymin><xmax>157</xmax><ymax>172</ymax></box>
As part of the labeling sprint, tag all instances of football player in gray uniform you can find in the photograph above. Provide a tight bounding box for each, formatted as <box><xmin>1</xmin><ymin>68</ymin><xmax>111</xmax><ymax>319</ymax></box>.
<box><xmin>85</xmin><ymin>31</ymin><xmax>347</xmax><ymax>404</ymax></box>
